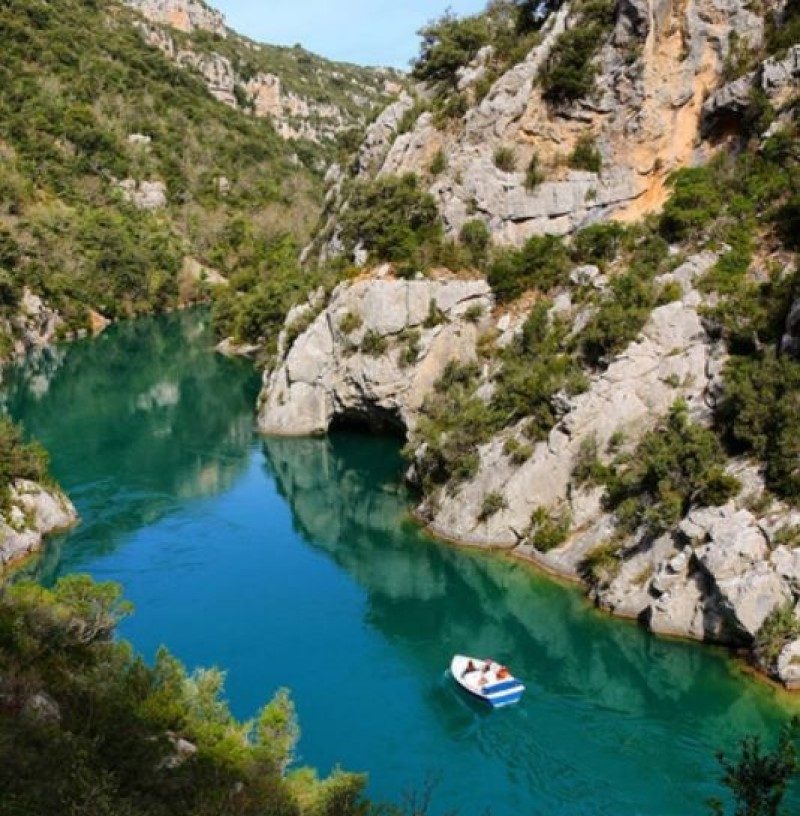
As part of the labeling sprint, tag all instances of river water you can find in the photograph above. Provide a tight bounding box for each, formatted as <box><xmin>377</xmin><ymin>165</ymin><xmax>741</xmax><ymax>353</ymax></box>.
<box><xmin>2</xmin><ymin>311</ymin><xmax>797</xmax><ymax>815</ymax></box>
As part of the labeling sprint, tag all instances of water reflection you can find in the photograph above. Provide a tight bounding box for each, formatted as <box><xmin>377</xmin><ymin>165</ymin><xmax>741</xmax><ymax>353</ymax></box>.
<box><xmin>2</xmin><ymin>311</ymin><xmax>260</xmax><ymax>580</ymax></box>
<box><xmin>263</xmin><ymin>433</ymin><xmax>797</xmax><ymax>752</ymax></box>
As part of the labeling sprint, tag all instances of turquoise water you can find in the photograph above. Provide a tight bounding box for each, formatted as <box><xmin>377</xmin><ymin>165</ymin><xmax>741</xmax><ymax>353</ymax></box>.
<box><xmin>2</xmin><ymin>311</ymin><xmax>798</xmax><ymax>815</ymax></box>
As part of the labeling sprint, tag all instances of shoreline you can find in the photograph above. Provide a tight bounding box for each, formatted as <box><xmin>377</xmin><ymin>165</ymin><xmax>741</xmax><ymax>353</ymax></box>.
<box><xmin>408</xmin><ymin>505</ymin><xmax>800</xmax><ymax>698</ymax></box>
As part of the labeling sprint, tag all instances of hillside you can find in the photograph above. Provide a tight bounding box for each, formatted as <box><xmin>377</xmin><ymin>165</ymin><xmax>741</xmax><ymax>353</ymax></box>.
<box><xmin>124</xmin><ymin>0</ymin><xmax>404</xmax><ymax>157</ymax></box>
<box><xmin>0</xmin><ymin>0</ymin><xmax>399</xmax><ymax>362</ymax></box>
<box><xmin>259</xmin><ymin>0</ymin><xmax>800</xmax><ymax>688</ymax></box>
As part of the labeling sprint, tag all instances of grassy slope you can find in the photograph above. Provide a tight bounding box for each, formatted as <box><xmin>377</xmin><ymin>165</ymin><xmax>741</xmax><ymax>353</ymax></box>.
<box><xmin>0</xmin><ymin>0</ymin><xmax>322</xmax><ymax>333</ymax></box>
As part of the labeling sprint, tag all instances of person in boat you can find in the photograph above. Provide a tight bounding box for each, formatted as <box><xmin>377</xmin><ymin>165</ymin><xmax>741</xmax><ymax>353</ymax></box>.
<box><xmin>462</xmin><ymin>659</ymin><xmax>478</xmax><ymax>678</ymax></box>
<box><xmin>483</xmin><ymin>660</ymin><xmax>492</xmax><ymax>673</ymax></box>
<box><xmin>497</xmin><ymin>665</ymin><xmax>510</xmax><ymax>680</ymax></box>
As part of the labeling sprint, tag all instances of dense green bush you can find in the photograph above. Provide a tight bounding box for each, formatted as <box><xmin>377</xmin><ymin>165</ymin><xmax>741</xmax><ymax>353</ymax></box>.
<box><xmin>717</xmin><ymin>353</ymin><xmax>800</xmax><ymax>503</ymax></box>
<box><xmin>568</xmin><ymin>133</ymin><xmax>602</xmax><ymax>173</ymax></box>
<box><xmin>0</xmin><ymin>576</ymin><xmax>371</xmax><ymax>816</ymax></box>
<box><xmin>540</xmin><ymin>0</ymin><xmax>615</xmax><ymax>104</ymax></box>
<box><xmin>528</xmin><ymin>506</ymin><xmax>571</xmax><ymax>551</ymax></box>
<box><xmin>488</xmin><ymin>234</ymin><xmax>570</xmax><ymax>301</ymax></box>
<box><xmin>412</xmin><ymin>12</ymin><xmax>491</xmax><ymax>87</ymax></box>
<box><xmin>754</xmin><ymin>603</ymin><xmax>800</xmax><ymax>667</ymax></box>
<box><xmin>603</xmin><ymin>401</ymin><xmax>740</xmax><ymax>538</ymax></box>
<box><xmin>339</xmin><ymin>174</ymin><xmax>442</xmax><ymax>266</ymax></box>
<box><xmin>569</xmin><ymin>222</ymin><xmax>625</xmax><ymax>267</ymax></box>
<box><xmin>0</xmin><ymin>0</ymin><xmax>321</xmax><ymax>327</ymax></box>
<box><xmin>493</xmin><ymin>145</ymin><xmax>517</xmax><ymax>172</ymax></box>
<box><xmin>0</xmin><ymin>418</ymin><xmax>50</xmax><ymax>511</ymax></box>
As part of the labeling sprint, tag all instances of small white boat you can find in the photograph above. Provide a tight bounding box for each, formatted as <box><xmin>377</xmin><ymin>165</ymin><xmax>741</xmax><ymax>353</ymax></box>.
<box><xmin>450</xmin><ymin>655</ymin><xmax>525</xmax><ymax>708</ymax></box>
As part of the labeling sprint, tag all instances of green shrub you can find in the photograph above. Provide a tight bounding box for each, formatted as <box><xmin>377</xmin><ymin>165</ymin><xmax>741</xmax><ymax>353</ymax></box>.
<box><xmin>493</xmin><ymin>145</ymin><xmax>517</xmax><ymax>172</ymax></box>
<box><xmin>429</xmin><ymin>148</ymin><xmax>447</xmax><ymax>175</ymax></box>
<box><xmin>339</xmin><ymin>174</ymin><xmax>442</xmax><ymax>266</ymax></box>
<box><xmin>360</xmin><ymin>330</ymin><xmax>388</xmax><ymax>356</ymax></box>
<box><xmin>525</xmin><ymin>152</ymin><xmax>545</xmax><ymax>191</ymax></box>
<box><xmin>488</xmin><ymin>234</ymin><xmax>570</xmax><ymax>301</ymax></box>
<box><xmin>580</xmin><ymin>542</ymin><xmax>621</xmax><ymax>588</ymax></box>
<box><xmin>570</xmin><ymin>222</ymin><xmax>625</xmax><ymax>266</ymax></box>
<box><xmin>754</xmin><ymin>603</ymin><xmax>800</xmax><ymax>667</ymax></box>
<box><xmin>529</xmin><ymin>506</ymin><xmax>571</xmax><ymax>551</ymax></box>
<box><xmin>479</xmin><ymin>490</ymin><xmax>508</xmax><ymax>519</ymax></box>
<box><xmin>464</xmin><ymin>304</ymin><xmax>484</xmax><ymax>323</ymax></box>
<box><xmin>540</xmin><ymin>0</ymin><xmax>615</xmax><ymax>104</ymax></box>
<box><xmin>659</xmin><ymin>165</ymin><xmax>726</xmax><ymax>242</ymax></box>
<box><xmin>568</xmin><ymin>133</ymin><xmax>602</xmax><ymax>172</ymax></box>
<box><xmin>398</xmin><ymin>328</ymin><xmax>422</xmax><ymax>367</ymax></box>
<box><xmin>459</xmin><ymin>219</ymin><xmax>492</xmax><ymax>267</ymax></box>
<box><xmin>0</xmin><ymin>418</ymin><xmax>51</xmax><ymax>511</ymax></box>
<box><xmin>412</xmin><ymin>12</ymin><xmax>491</xmax><ymax>87</ymax></box>
<box><xmin>503</xmin><ymin>437</ymin><xmax>533</xmax><ymax>464</ymax></box>
<box><xmin>339</xmin><ymin>311</ymin><xmax>363</xmax><ymax>335</ymax></box>
<box><xmin>604</xmin><ymin>401</ymin><xmax>740</xmax><ymax>538</ymax></box>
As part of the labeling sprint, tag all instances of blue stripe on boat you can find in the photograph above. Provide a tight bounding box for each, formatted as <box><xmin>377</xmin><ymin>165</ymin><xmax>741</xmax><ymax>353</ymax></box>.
<box><xmin>487</xmin><ymin>690</ymin><xmax>524</xmax><ymax>707</ymax></box>
<box><xmin>484</xmin><ymin>679</ymin><xmax>524</xmax><ymax>694</ymax></box>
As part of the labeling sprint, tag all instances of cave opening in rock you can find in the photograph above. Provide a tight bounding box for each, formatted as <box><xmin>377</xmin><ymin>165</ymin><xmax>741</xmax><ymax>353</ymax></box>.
<box><xmin>329</xmin><ymin>407</ymin><xmax>407</xmax><ymax>441</ymax></box>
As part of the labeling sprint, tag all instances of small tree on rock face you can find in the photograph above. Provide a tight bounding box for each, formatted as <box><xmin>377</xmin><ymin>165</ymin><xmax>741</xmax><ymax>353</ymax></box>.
<box><xmin>708</xmin><ymin>721</ymin><xmax>799</xmax><ymax>816</ymax></box>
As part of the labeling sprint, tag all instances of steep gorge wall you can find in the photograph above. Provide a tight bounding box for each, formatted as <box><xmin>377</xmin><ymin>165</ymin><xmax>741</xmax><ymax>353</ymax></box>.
<box><xmin>331</xmin><ymin>0</ymin><xmax>764</xmax><ymax>249</ymax></box>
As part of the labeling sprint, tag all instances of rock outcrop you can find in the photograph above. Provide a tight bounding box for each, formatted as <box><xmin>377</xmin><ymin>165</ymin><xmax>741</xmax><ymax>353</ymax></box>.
<box><xmin>258</xmin><ymin>268</ymin><xmax>493</xmax><ymax>436</ymax></box>
<box><xmin>127</xmin><ymin>1</ymin><xmax>402</xmax><ymax>147</ymax></box>
<box><xmin>124</xmin><ymin>0</ymin><xmax>226</xmax><ymax>35</ymax></box>
<box><xmin>320</xmin><ymin>0</ymin><xmax>764</xmax><ymax>255</ymax></box>
<box><xmin>0</xmin><ymin>480</ymin><xmax>77</xmax><ymax>571</ymax></box>
<box><xmin>258</xmin><ymin>253</ymin><xmax>800</xmax><ymax>687</ymax></box>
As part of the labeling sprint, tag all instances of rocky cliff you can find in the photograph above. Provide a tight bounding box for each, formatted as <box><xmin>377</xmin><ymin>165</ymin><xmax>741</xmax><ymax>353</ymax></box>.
<box><xmin>124</xmin><ymin>0</ymin><xmax>403</xmax><ymax>150</ymax></box>
<box><xmin>317</xmin><ymin>0</ymin><xmax>774</xmax><ymax>258</ymax></box>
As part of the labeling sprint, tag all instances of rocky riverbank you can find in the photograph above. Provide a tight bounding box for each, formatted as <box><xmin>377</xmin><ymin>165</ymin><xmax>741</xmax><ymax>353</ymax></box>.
<box><xmin>0</xmin><ymin>480</ymin><xmax>77</xmax><ymax>572</ymax></box>
<box><xmin>258</xmin><ymin>265</ymin><xmax>800</xmax><ymax>690</ymax></box>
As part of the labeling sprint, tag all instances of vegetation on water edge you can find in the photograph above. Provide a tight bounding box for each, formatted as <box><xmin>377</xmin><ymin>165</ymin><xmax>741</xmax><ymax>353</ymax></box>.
<box><xmin>0</xmin><ymin>417</ymin><xmax>50</xmax><ymax>513</ymax></box>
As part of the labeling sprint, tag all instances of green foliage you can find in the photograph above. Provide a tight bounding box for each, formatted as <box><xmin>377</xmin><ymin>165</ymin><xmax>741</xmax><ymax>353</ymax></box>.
<box><xmin>716</xmin><ymin>352</ymin><xmax>800</xmax><ymax>504</ymax></box>
<box><xmin>754</xmin><ymin>605</ymin><xmax>800</xmax><ymax>669</ymax></box>
<box><xmin>339</xmin><ymin>174</ymin><xmax>442</xmax><ymax>266</ymax></box>
<box><xmin>459</xmin><ymin>219</ymin><xmax>492</xmax><ymax>268</ymax></box>
<box><xmin>0</xmin><ymin>417</ymin><xmax>50</xmax><ymax>511</ymax></box>
<box><xmin>412</xmin><ymin>12</ymin><xmax>491</xmax><ymax>87</ymax></box>
<box><xmin>708</xmin><ymin>720</ymin><xmax>799</xmax><ymax>816</ymax></box>
<box><xmin>570</xmin><ymin>223</ymin><xmax>625</xmax><ymax>267</ymax></box>
<box><xmin>503</xmin><ymin>437</ymin><xmax>533</xmax><ymax>464</ymax></box>
<box><xmin>578</xmin><ymin>226</ymin><xmax>669</xmax><ymax>366</ymax></box>
<box><xmin>540</xmin><ymin>0</ymin><xmax>615</xmax><ymax>104</ymax></box>
<box><xmin>568</xmin><ymin>133</ymin><xmax>602</xmax><ymax>173</ymax></box>
<box><xmin>529</xmin><ymin>506</ymin><xmax>571</xmax><ymax>552</ymax></box>
<box><xmin>493</xmin><ymin>145</ymin><xmax>517</xmax><ymax>172</ymax></box>
<box><xmin>660</xmin><ymin>165</ymin><xmax>726</xmax><ymax>242</ymax></box>
<box><xmin>339</xmin><ymin>311</ymin><xmax>363</xmax><ymax>335</ymax></box>
<box><xmin>492</xmin><ymin>302</ymin><xmax>586</xmax><ymax>437</ymax></box>
<box><xmin>464</xmin><ymin>304</ymin><xmax>484</xmax><ymax>323</ymax></box>
<box><xmin>0</xmin><ymin>576</ymin><xmax>373</xmax><ymax>816</ymax></box>
<box><xmin>360</xmin><ymin>330</ymin><xmax>388</xmax><ymax>357</ymax></box>
<box><xmin>604</xmin><ymin>401</ymin><xmax>740</xmax><ymax>538</ymax></box>
<box><xmin>0</xmin><ymin>0</ymin><xmax>322</xmax><ymax>327</ymax></box>
<box><xmin>429</xmin><ymin>148</ymin><xmax>447</xmax><ymax>175</ymax></box>
<box><xmin>479</xmin><ymin>491</ymin><xmax>508</xmax><ymax>520</ymax></box>
<box><xmin>580</xmin><ymin>543</ymin><xmax>621</xmax><ymax>588</ymax></box>
<box><xmin>525</xmin><ymin>152</ymin><xmax>545</xmax><ymax>191</ymax></box>
<box><xmin>488</xmin><ymin>234</ymin><xmax>570</xmax><ymax>301</ymax></box>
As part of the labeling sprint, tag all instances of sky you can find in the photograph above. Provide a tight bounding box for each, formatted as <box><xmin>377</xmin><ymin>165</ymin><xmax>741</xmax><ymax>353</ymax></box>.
<box><xmin>212</xmin><ymin>0</ymin><xmax>488</xmax><ymax>68</ymax></box>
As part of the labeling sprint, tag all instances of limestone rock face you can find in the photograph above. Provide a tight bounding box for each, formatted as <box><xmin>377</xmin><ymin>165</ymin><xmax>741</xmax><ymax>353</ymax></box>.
<box><xmin>0</xmin><ymin>480</ymin><xmax>77</xmax><ymax>570</ymax></box>
<box><xmin>258</xmin><ymin>272</ymin><xmax>493</xmax><ymax>436</ymax></box>
<box><xmin>118</xmin><ymin>178</ymin><xmax>167</xmax><ymax>210</ymax></box>
<box><xmin>123</xmin><ymin>0</ymin><xmax>227</xmax><ymax>36</ymax></box>
<box><xmin>327</xmin><ymin>0</ymin><xmax>763</xmax><ymax>251</ymax></box>
<box><xmin>422</xmin><ymin>253</ymin><xmax>719</xmax><ymax>549</ymax></box>
<box><xmin>702</xmin><ymin>45</ymin><xmax>800</xmax><ymax>136</ymax></box>
<box><xmin>0</xmin><ymin>289</ymin><xmax>65</xmax><ymax>364</ymax></box>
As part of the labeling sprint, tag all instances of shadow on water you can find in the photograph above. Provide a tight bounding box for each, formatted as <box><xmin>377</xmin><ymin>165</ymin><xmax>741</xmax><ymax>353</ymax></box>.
<box><xmin>2</xmin><ymin>311</ymin><xmax>260</xmax><ymax>581</ymax></box>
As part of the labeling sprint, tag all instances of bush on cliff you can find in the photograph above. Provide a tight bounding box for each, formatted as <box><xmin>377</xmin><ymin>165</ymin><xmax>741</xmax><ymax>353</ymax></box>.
<box><xmin>603</xmin><ymin>401</ymin><xmax>740</xmax><ymax>538</ymax></box>
<box><xmin>0</xmin><ymin>418</ymin><xmax>50</xmax><ymax>512</ymax></box>
<box><xmin>339</xmin><ymin>174</ymin><xmax>442</xmax><ymax>266</ymax></box>
<box><xmin>488</xmin><ymin>234</ymin><xmax>570</xmax><ymax>301</ymax></box>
